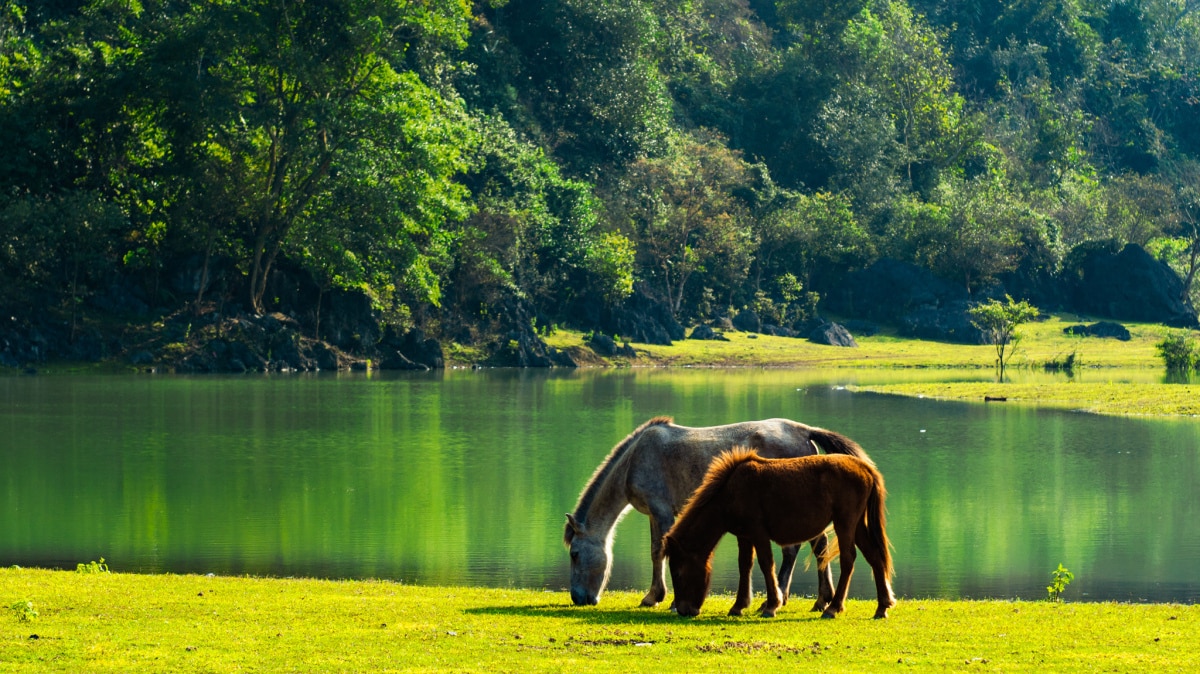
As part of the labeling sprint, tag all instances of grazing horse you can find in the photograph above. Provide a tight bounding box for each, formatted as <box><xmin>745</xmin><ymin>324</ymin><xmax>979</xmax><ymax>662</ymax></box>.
<box><xmin>564</xmin><ymin>416</ymin><xmax>871</xmax><ymax>609</ymax></box>
<box><xmin>663</xmin><ymin>449</ymin><xmax>895</xmax><ymax>619</ymax></box>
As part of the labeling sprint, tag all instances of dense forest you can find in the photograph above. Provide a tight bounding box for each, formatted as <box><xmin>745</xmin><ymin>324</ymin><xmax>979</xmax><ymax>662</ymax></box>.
<box><xmin>3</xmin><ymin>0</ymin><xmax>1200</xmax><ymax>366</ymax></box>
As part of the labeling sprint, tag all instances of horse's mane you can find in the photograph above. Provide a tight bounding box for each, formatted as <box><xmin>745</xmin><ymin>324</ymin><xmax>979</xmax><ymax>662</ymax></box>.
<box><xmin>676</xmin><ymin>446</ymin><xmax>761</xmax><ymax>521</ymax></box>
<box><xmin>570</xmin><ymin>416</ymin><xmax>674</xmax><ymax>524</ymax></box>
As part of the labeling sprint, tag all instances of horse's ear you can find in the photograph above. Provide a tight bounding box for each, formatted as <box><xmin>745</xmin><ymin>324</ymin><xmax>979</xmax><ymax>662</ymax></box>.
<box><xmin>564</xmin><ymin>513</ymin><xmax>582</xmax><ymax>546</ymax></box>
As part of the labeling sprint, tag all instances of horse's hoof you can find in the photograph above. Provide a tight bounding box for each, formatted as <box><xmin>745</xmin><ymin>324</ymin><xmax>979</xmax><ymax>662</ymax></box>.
<box><xmin>820</xmin><ymin>611</ymin><xmax>837</xmax><ymax>619</ymax></box>
<box><xmin>760</xmin><ymin>610</ymin><xmax>777</xmax><ymax>618</ymax></box>
<box><xmin>639</xmin><ymin>598</ymin><xmax>660</xmax><ymax>608</ymax></box>
<box><xmin>728</xmin><ymin>607</ymin><xmax>744</xmax><ymax>617</ymax></box>
<box><xmin>810</xmin><ymin>600</ymin><xmax>830</xmax><ymax>613</ymax></box>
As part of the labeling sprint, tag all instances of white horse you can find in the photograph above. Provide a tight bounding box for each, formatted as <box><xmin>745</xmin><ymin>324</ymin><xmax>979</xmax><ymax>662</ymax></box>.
<box><xmin>564</xmin><ymin>416</ymin><xmax>872</xmax><ymax>610</ymax></box>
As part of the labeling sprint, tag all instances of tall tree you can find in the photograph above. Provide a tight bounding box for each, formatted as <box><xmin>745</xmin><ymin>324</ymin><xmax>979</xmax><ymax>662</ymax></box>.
<box><xmin>165</xmin><ymin>0</ymin><xmax>477</xmax><ymax>314</ymax></box>
<box><xmin>621</xmin><ymin>132</ymin><xmax>755</xmax><ymax>318</ymax></box>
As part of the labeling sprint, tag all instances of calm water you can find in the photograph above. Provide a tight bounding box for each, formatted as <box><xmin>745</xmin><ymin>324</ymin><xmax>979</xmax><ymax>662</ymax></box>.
<box><xmin>2</xmin><ymin>369</ymin><xmax>1198</xmax><ymax>603</ymax></box>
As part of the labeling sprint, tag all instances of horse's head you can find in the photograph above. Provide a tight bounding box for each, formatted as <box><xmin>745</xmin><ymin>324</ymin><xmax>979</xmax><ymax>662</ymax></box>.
<box><xmin>564</xmin><ymin>513</ymin><xmax>610</xmax><ymax>606</ymax></box>
<box><xmin>664</xmin><ymin>533</ymin><xmax>711</xmax><ymax>617</ymax></box>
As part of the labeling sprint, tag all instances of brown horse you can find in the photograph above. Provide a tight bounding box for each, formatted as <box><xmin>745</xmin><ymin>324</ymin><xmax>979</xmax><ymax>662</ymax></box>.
<box><xmin>663</xmin><ymin>448</ymin><xmax>895</xmax><ymax>619</ymax></box>
<box><xmin>565</xmin><ymin>417</ymin><xmax>871</xmax><ymax>609</ymax></box>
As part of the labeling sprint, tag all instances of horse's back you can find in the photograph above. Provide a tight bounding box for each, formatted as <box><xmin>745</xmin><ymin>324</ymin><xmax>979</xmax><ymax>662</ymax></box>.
<box><xmin>659</xmin><ymin>418</ymin><xmax>816</xmax><ymax>459</ymax></box>
<box><xmin>624</xmin><ymin>418</ymin><xmax>818</xmax><ymax>513</ymax></box>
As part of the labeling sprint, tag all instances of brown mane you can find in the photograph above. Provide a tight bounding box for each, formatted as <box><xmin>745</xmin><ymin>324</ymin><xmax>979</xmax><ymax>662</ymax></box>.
<box><xmin>565</xmin><ymin>416</ymin><xmax>674</xmax><ymax>543</ymax></box>
<box><xmin>675</xmin><ymin>446</ymin><xmax>762</xmax><ymax>522</ymax></box>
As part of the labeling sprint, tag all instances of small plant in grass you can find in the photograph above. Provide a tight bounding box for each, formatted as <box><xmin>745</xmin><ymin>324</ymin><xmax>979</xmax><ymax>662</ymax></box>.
<box><xmin>1044</xmin><ymin>350</ymin><xmax>1079</xmax><ymax>375</ymax></box>
<box><xmin>1155</xmin><ymin>332</ymin><xmax>1198</xmax><ymax>373</ymax></box>
<box><xmin>9</xmin><ymin>599</ymin><xmax>38</xmax><ymax>622</ymax></box>
<box><xmin>76</xmin><ymin>558</ymin><xmax>109</xmax><ymax>574</ymax></box>
<box><xmin>1047</xmin><ymin>563</ymin><xmax>1074</xmax><ymax>602</ymax></box>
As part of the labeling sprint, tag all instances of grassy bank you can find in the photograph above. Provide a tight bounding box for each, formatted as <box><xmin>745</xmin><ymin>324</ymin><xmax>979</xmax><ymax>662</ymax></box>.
<box><xmin>545</xmin><ymin>313</ymin><xmax>1200</xmax><ymax>417</ymax></box>
<box><xmin>2</xmin><ymin>568</ymin><xmax>1196</xmax><ymax>672</ymax></box>
<box><xmin>546</xmin><ymin>313</ymin><xmax>1169</xmax><ymax>369</ymax></box>
<box><xmin>849</xmin><ymin>381</ymin><xmax>1200</xmax><ymax>417</ymax></box>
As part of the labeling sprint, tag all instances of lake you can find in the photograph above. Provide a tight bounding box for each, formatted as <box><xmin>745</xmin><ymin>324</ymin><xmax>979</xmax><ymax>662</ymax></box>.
<box><xmin>2</xmin><ymin>369</ymin><xmax>1197</xmax><ymax>604</ymax></box>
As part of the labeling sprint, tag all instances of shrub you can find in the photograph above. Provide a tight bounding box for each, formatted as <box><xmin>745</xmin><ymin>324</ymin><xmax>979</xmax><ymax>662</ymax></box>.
<box><xmin>1155</xmin><ymin>333</ymin><xmax>1198</xmax><ymax>372</ymax></box>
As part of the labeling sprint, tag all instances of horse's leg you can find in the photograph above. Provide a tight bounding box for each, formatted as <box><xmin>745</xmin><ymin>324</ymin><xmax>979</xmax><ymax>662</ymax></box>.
<box><xmin>728</xmin><ymin>536</ymin><xmax>755</xmax><ymax>616</ymax></box>
<box><xmin>807</xmin><ymin>534</ymin><xmax>835</xmax><ymax>613</ymax></box>
<box><xmin>753</xmin><ymin>538</ymin><xmax>783</xmax><ymax>618</ymax></box>
<box><xmin>822</xmin><ymin>519</ymin><xmax>857</xmax><ymax>619</ymax></box>
<box><xmin>855</xmin><ymin>520</ymin><xmax>897</xmax><ymax>619</ymax></box>
<box><xmin>776</xmin><ymin>544</ymin><xmax>799</xmax><ymax>606</ymax></box>
<box><xmin>642</xmin><ymin>510</ymin><xmax>673</xmax><ymax>607</ymax></box>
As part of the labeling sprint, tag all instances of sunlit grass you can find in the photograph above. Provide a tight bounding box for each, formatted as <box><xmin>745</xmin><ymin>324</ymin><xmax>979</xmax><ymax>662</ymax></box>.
<box><xmin>852</xmin><ymin>381</ymin><xmax>1200</xmax><ymax>416</ymax></box>
<box><xmin>544</xmin><ymin>313</ymin><xmax>1169</xmax><ymax>369</ymax></box>
<box><xmin>2</xmin><ymin>569</ymin><xmax>1196</xmax><ymax>672</ymax></box>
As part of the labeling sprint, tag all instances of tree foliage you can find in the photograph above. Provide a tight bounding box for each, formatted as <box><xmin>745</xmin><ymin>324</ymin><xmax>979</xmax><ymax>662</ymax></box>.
<box><xmin>4</xmin><ymin>0</ymin><xmax>1200</xmax><ymax>343</ymax></box>
<box><xmin>969</xmin><ymin>294</ymin><xmax>1041</xmax><ymax>377</ymax></box>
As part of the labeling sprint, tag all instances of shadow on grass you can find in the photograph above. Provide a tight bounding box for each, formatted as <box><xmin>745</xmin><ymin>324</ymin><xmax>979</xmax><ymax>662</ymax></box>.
<box><xmin>464</xmin><ymin>602</ymin><xmax>830</xmax><ymax>625</ymax></box>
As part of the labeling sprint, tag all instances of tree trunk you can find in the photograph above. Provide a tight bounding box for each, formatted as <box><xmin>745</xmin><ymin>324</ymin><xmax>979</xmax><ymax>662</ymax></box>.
<box><xmin>1179</xmin><ymin>235</ymin><xmax>1200</xmax><ymax>304</ymax></box>
<box><xmin>194</xmin><ymin>229</ymin><xmax>214</xmax><ymax>311</ymax></box>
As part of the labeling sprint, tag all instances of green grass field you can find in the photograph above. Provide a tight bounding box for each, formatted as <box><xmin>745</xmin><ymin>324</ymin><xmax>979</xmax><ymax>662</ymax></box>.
<box><xmin>546</xmin><ymin>313</ymin><xmax>1171</xmax><ymax>369</ymax></box>
<box><xmin>2</xmin><ymin>568</ymin><xmax>1197</xmax><ymax>672</ymax></box>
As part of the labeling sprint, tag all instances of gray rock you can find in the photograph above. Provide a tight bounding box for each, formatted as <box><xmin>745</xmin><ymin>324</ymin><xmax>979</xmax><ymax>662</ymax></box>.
<box><xmin>732</xmin><ymin>310</ymin><xmax>761</xmax><ymax>333</ymax></box>
<box><xmin>809</xmin><ymin>322</ymin><xmax>858</xmax><ymax>347</ymax></box>
<box><xmin>689</xmin><ymin>325</ymin><xmax>730</xmax><ymax>341</ymax></box>
<box><xmin>1063</xmin><ymin>321</ymin><xmax>1131</xmax><ymax>341</ymax></box>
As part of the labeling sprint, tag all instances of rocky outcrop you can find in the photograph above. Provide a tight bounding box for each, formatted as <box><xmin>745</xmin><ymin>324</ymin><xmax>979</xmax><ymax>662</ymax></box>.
<box><xmin>483</xmin><ymin>299</ymin><xmax>578</xmax><ymax>367</ymax></box>
<box><xmin>732</xmin><ymin>309</ymin><xmax>762</xmax><ymax>333</ymax></box>
<box><xmin>170</xmin><ymin>312</ymin><xmax>351</xmax><ymax>373</ymax></box>
<box><xmin>824</xmin><ymin>258</ymin><xmax>968</xmax><ymax>323</ymax></box>
<box><xmin>1068</xmin><ymin>243</ymin><xmax>1198</xmax><ymax>327</ymax></box>
<box><xmin>378</xmin><ymin>328</ymin><xmax>444</xmax><ymax>370</ymax></box>
<box><xmin>809</xmin><ymin>322</ymin><xmax>858</xmax><ymax>347</ymax></box>
<box><xmin>0</xmin><ymin>313</ymin><xmax>116</xmax><ymax>368</ymax></box>
<box><xmin>688</xmin><ymin>325</ymin><xmax>730</xmax><ymax>341</ymax></box>
<box><xmin>587</xmin><ymin>333</ymin><xmax>637</xmax><ymax>357</ymax></box>
<box><xmin>823</xmin><ymin>259</ymin><xmax>985</xmax><ymax>343</ymax></box>
<box><xmin>568</xmin><ymin>287</ymin><xmax>683</xmax><ymax>346</ymax></box>
<box><xmin>1063</xmin><ymin>321</ymin><xmax>1132</xmax><ymax>341</ymax></box>
<box><xmin>898</xmin><ymin>301</ymin><xmax>986</xmax><ymax>344</ymax></box>
<box><xmin>761</xmin><ymin>324</ymin><xmax>798</xmax><ymax>337</ymax></box>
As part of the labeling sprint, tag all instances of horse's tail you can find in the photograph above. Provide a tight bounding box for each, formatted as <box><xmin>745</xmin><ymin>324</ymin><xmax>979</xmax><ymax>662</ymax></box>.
<box><xmin>809</xmin><ymin>428</ymin><xmax>876</xmax><ymax>467</ymax></box>
<box><xmin>866</xmin><ymin>465</ymin><xmax>894</xmax><ymax>582</ymax></box>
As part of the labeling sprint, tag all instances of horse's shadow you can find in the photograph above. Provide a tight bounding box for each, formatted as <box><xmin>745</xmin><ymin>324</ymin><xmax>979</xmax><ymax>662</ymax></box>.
<box><xmin>465</xmin><ymin>604</ymin><xmax>682</xmax><ymax>625</ymax></box>
<box><xmin>463</xmin><ymin>603</ymin><xmax>826</xmax><ymax>625</ymax></box>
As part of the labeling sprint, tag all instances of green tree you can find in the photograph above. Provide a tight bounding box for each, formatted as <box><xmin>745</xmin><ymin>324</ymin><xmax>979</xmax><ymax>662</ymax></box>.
<box><xmin>449</xmin><ymin>116</ymin><xmax>633</xmax><ymax>324</ymax></box>
<box><xmin>622</xmin><ymin>132</ymin><xmax>756</xmax><ymax>318</ymax></box>
<box><xmin>1164</xmin><ymin>160</ymin><xmax>1200</xmax><ymax>305</ymax></box>
<box><xmin>968</xmin><ymin>294</ymin><xmax>1040</xmax><ymax>378</ymax></box>
<box><xmin>486</xmin><ymin>0</ymin><xmax>672</xmax><ymax>175</ymax></box>
<box><xmin>753</xmin><ymin>190</ymin><xmax>872</xmax><ymax>292</ymax></box>
<box><xmin>184</xmin><ymin>0</ymin><xmax>475</xmax><ymax>314</ymax></box>
<box><xmin>831</xmin><ymin>1</ymin><xmax>979</xmax><ymax>196</ymax></box>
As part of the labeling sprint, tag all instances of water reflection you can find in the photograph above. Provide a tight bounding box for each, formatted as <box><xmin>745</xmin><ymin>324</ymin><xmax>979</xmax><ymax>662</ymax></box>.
<box><xmin>1</xmin><ymin>369</ymin><xmax>1196</xmax><ymax>603</ymax></box>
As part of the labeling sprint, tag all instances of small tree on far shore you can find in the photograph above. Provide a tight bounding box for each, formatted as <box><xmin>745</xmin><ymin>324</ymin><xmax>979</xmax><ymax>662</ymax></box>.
<box><xmin>968</xmin><ymin>295</ymin><xmax>1040</xmax><ymax>379</ymax></box>
<box><xmin>1156</xmin><ymin>332</ymin><xmax>1199</xmax><ymax>376</ymax></box>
